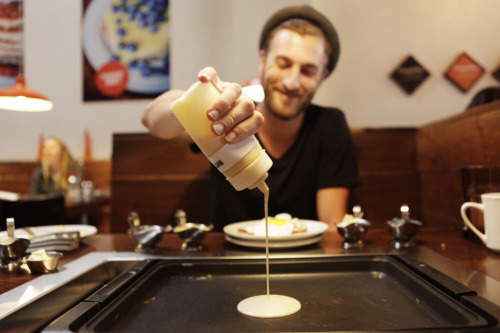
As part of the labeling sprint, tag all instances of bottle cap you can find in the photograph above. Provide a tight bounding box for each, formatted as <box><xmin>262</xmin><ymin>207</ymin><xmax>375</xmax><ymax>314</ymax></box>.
<box><xmin>226</xmin><ymin>149</ymin><xmax>272</xmax><ymax>191</ymax></box>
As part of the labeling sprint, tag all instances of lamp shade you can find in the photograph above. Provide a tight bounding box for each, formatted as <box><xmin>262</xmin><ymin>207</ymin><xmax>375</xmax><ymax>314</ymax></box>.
<box><xmin>0</xmin><ymin>75</ymin><xmax>53</xmax><ymax>112</ymax></box>
<box><xmin>242</xmin><ymin>76</ymin><xmax>264</xmax><ymax>103</ymax></box>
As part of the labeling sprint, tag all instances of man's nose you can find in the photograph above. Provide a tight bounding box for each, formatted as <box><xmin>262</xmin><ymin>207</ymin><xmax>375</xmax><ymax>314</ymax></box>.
<box><xmin>283</xmin><ymin>67</ymin><xmax>300</xmax><ymax>91</ymax></box>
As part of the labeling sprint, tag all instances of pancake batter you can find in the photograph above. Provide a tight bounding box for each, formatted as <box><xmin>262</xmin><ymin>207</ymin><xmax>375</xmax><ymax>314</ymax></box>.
<box><xmin>237</xmin><ymin>188</ymin><xmax>301</xmax><ymax>318</ymax></box>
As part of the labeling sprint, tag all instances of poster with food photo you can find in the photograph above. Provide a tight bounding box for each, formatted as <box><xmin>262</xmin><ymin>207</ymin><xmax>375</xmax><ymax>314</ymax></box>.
<box><xmin>82</xmin><ymin>0</ymin><xmax>170</xmax><ymax>101</ymax></box>
<box><xmin>0</xmin><ymin>0</ymin><xmax>22</xmax><ymax>89</ymax></box>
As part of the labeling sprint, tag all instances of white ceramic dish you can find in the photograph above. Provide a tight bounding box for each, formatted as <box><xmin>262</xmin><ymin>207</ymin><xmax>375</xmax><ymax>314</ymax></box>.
<box><xmin>0</xmin><ymin>225</ymin><xmax>97</xmax><ymax>240</ymax></box>
<box><xmin>223</xmin><ymin>219</ymin><xmax>328</xmax><ymax>241</ymax></box>
<box><xmin>225</xmin><ymin>234</ymin><xmax>324</xmax><ymax>249</ymax></box>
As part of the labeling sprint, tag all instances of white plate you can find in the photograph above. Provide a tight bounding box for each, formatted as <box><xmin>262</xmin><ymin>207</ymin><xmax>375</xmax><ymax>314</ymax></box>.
<box><xmin>0</xmin><ymin>225</ymin><xmax>97</xmax><ymax>240</ymax></box>
<box><xmin>27</xmin><ymin>241</ymin><xmax>80</xmax><ymax>253</ymax></box>
<box><xmin>82</xmin><ymin>0</ymin><xmax>170</xmax><ymax>94</ymax></box>
<box><xmin>225</xmin><ymin>234</ymin><xmax>324</xmax><ymax>249</ymax></box>
<box><xmin>223</xmin><ymin>220</ymin><xmax>328</xmax><ymax>241</ymax></box>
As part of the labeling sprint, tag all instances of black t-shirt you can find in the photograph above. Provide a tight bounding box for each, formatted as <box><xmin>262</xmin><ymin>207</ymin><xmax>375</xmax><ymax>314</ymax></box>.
<box><xmin>209</xmin><ymin>104</ymin><xmax>360</xmax><ymax>231</ymax></box>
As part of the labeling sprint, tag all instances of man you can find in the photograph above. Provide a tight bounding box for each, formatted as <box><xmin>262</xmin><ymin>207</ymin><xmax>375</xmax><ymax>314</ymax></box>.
<box><xmin>142</xmin><ymin>5</ymin><xmax>359</xmax><ymax>230</ymax></box>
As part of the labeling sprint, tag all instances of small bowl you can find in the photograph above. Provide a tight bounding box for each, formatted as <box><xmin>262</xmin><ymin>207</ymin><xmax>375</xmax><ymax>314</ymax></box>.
<box><xmin>336</xmin><ymin>218</ymin><xmax>371</xmax><ymax>249</ymax></box>
<box><xmin>127</xmin><ymin>224</ymin><xmax>172</xmax><ymax>253</ymax></box>
<box><xmin>0</xmin><ymin>237</ymin><xmax>30</xmax><ymax>260</ymax></box>
<box><xmin>174</xmin><ymin>223</ymin><xmax>213</xmax><ymax>251</ymax></box>
<box><xmin>0</xmin><ymin>257</ymin><xmax>23</xmax><ymax>274</ymax></box>
<box><xmin>26</xmin><ymin>251</ymin><xmax>63</xmax><ymax>274</ymax></box>
<box><xmin>387</xmin><ymin>218</ymin><xmax>422</xmax><ymax>248</ymax></box>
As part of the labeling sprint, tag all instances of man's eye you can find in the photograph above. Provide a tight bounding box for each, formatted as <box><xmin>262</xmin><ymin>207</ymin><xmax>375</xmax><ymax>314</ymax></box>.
<box><xmin>302</xmin><ymin>67</ymin><xmax>318</xmax><ymax>77</ymax></box>
<box><xmin>276</xmin><ymin>58</ymin><xmax>290</xmax><ymax>68</ymax></box>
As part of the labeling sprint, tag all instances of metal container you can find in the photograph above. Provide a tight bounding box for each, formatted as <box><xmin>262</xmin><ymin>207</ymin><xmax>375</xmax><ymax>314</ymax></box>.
<box><xmin>26</xmin><ymin>250</ymin><xmax>62</xmax><ymax>274</ymax></box>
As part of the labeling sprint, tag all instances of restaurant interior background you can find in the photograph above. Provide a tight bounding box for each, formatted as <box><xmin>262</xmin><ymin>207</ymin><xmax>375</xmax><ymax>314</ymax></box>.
<box><xmin>1</xmin><ymin>0</ymin><xmax>500</xmax><ymax>161</ymax></box>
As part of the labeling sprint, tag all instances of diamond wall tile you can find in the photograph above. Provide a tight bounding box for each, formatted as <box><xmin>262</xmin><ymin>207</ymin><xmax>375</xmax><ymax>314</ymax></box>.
<box><xmin>390</xmin><ymin>55</ymin><xmax>430</xmax><ymax>95</ymax></box>
<box><xmin>444</xmin><ymin>52</ymin><xmax>484</xmax><ymax>93</ymax></box>
<box><xmin>492</xmin><ymin>63</ymin><xmax>500</xmax><ymax>83</ymax></box>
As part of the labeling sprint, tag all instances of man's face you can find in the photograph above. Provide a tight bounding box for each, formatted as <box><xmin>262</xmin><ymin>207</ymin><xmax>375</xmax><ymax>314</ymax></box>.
<box><xmin>259</xmin><ymin>29</ymin><xmax>329</xmax><ymax>120</ymax></box>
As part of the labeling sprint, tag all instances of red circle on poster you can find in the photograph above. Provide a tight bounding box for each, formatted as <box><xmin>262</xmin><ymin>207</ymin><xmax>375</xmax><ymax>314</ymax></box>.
<box><xmin>94</xmin><ymin>61</ymin><xmax>128</xmax><ymax>97</ymax></box>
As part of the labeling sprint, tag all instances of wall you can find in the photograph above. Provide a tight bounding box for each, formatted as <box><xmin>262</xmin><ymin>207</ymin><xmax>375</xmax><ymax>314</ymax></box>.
<box><xmin>1</xmin><ymin>0</ymin><xmax>499</xmax><ymax>161</ymax></box>
<box><xmin>313</xmin><ymin>0</ymin><xmax>500</xmax><ymax>127</ymax></box>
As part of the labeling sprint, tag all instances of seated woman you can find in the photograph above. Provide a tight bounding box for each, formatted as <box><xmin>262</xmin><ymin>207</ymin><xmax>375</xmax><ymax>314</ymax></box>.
<box><xmin>30</xmin><ymin>137</ymin><xmax>79</xmax><ymax>195</ymax></box>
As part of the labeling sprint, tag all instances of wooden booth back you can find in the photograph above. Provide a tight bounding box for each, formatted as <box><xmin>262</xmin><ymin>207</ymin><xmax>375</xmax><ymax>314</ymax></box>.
<box><xmin>0</xmin><ymin>161</ymin><xmax>110</xmax><ymax>195</ymax></box>
<box><xmin>417</xmin><ymin>100</ymin><xmax>500</xmax><ymax>229</ymax></box>
<box><xmin>4</xmin><ymin>102</ymin><xmax>497</xmax><ymax>233</ymax></box>
<box><xmin>110</xmin><ymin>130</ymin><xmax>420</xmax><ymax>232</ymax></box>
<box><xmin>110</xmin><ymin>101</ymin><xmax>500</xmax><ymax>233</ymax></box>
<box><xmin>110</xmin><ymin>133</ymin><xmax>211</xmax><ymax>232</ymax></box>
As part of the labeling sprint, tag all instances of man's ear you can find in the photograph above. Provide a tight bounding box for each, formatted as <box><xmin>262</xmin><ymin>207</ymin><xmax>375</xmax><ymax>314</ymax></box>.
<box><xmin>320</xmin><ymin>69</ymin><xmax>330</xmax><ymax>83</ymax></box>
<box><xmin>258</xmin><ymin>50</ymin><xmax>266</xmax><ymax>75</ymax></box>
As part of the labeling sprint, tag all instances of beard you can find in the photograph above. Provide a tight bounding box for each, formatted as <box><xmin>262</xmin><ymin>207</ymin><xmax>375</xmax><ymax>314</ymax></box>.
<box><xmin>262</xmin><ymin>81</ymin><xmax>315</xmax><ymax>121</ymax></box>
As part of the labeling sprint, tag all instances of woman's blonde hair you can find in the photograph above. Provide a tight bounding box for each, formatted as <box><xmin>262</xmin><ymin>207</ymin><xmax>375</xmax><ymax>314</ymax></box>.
<box><xmin>41</xmin><ymin>137</ymin><xmax>77</xmax><ymax>192</ymax></box>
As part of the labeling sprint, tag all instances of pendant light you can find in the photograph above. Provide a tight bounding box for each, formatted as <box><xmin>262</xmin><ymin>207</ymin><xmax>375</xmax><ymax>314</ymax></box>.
<box><xmin>242</xmin><ymin>76</ymin><xmax>264</xmax><ymax>103</ymax></box>
<box><xmin>0</xmin><ymin>0</ymin><xmax>53</xmax><ymax>112</ymax></box>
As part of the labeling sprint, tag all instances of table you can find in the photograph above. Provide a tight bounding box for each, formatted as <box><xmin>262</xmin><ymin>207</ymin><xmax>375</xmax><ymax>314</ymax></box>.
<box><xmin>1</xmin><ymin>226</ymin><xmax>500</xmax><ymax>306</ymax></box>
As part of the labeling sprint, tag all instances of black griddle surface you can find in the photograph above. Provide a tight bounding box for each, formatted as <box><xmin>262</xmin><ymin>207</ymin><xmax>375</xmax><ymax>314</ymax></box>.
<box><xmin>78</xmin><ymin>255</ymin><xmax>495</xmax><ymax>332</ymax></box>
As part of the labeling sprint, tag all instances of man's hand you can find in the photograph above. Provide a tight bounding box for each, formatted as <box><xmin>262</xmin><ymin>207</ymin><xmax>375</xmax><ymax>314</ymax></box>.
<box><xmin>198</xmin><ymin>67</ymin><xmax>264</xmax><ymax>143</ymax></box>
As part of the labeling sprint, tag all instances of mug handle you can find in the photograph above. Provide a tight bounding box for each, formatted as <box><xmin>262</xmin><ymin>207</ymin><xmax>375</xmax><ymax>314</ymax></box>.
<box><xmin>460</xmin><ymin>202</ymin><xmax>487</xmax><ymax>245</ymax></box>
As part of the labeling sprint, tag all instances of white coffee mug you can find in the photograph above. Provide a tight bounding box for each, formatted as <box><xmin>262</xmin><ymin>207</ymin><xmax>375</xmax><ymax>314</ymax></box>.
<box><xmin>461</xmin><ymin>192</ymin><xmax>500</xmax><ymax>253</ymax></box>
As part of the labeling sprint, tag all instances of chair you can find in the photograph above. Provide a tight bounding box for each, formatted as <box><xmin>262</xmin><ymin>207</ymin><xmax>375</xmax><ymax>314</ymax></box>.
<box><xmin>0</xmin><ymin>193</ymin><xmax>66</xmax><ymax>231</ymax></box>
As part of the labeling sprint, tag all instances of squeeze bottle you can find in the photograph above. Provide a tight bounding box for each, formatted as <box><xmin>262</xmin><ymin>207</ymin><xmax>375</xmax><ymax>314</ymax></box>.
<box><xmin>171</xmin><ymin>81</ymin><xmax>272</xmax><ymax>193</ymax></box>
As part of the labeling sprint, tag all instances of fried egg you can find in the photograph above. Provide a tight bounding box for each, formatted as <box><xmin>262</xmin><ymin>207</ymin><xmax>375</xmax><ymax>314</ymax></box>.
<box><xmin>239</xmin><ymin>213</ymin><xmax>307</xmax><ymax>237</ymax></box>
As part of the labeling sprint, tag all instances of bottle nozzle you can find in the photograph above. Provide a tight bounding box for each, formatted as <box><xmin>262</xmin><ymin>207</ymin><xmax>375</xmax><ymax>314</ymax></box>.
<box><xmin>257</xmin><ymin>181</ymin><xmax>269</xmax><ymax>194</ymax></box>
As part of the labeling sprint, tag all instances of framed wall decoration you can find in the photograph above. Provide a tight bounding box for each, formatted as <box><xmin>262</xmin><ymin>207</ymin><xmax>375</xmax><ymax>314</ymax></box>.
<box><xmin>444</xmin><ymin>52</ymin><xmax>484</xmax><ymax>93</ymax></box>
<box><xmin>0</xmin><ymin>0</ymin><xmax>23</xmax><ymax>89</ymax></box>
<box><xmin>82</xmin><ymin>0</ymin><xmax>170</xmax><ymax>101</ymax></box>
<box><xmin>492</xmin><ymin>62</ymin><xmax>500</xmax><ymax>83</ymax></box>
<box><xmin>390</xmin><ymin>55</ymin><xmax>430</xmax><ymax>95</ymax></box>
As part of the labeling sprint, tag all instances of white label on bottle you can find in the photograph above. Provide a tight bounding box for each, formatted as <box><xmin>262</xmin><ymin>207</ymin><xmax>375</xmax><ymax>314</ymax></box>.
<box><xmin>207</xmin><ymin>136</ymin><xmax>259</xmax><ymax>173</ymax></box>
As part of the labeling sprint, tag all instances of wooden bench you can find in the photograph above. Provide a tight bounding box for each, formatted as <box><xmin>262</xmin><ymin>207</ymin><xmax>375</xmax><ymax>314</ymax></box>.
<box><xmin>109</xmin><ymin>128</ymin><xmax>420</xmax><ymax>232</ymax></box>
<box><xmin>0</xmin><ymin>160</ymin><xmax>111</xmax><ymax>194</ymax></box>
<box><xmin>3</xmin><ymin>101</ymin><xmax>498</xmax><ymax>234</ymax></box>
<box><xmin>0</xmin><ymin>160</ymin><xmax>111</xmax><ymax>230</ymax></box>
<box><xmin>109</xmin><ymin>101</ymin><xmax>500</xmax><ymax>233</ymax></box>
<box><xmin>349</xmin><ymin>127</ymin><xmax>420</xmax><ymax>225</ymax></box>
<box><xmin>0</xmin><ymin>162</ymin><xmax>37</xmax><ymax>194</ymax></box>
<box><xmin>417</xmin><ymin>100</ymin><xmax>500</xmax><ymax>228</ymax></box>
<box><xmin>110</xmin><ymin>133</ymin><xmax>210</xmax><ymax>233</ymax></box>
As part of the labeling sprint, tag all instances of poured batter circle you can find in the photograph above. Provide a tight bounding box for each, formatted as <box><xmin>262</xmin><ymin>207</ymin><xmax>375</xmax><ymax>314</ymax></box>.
<box><xmin>237</xmin><ymin>187</ymin><xmax>301</xmax><ymax>318</ymax></box>
<box><xmin>237</xmin><ymin>294</ymin><xmax>301</xmax><ymax>318</ymax></box>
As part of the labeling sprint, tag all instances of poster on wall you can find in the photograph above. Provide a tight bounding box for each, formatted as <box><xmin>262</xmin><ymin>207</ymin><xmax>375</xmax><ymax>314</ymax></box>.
<box><xmin>82</xmin><ymin>0</ymin><xmax>170</xmax><ymax>101</ymax></box>
<box><xmin>0</xmin><ymin>0</ymin><xmax>22</xmax><ymax>89</ymax></box>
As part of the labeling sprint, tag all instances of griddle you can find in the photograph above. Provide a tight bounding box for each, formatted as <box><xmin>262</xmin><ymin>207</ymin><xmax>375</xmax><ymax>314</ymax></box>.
<box><xmin>44</xmin><ymin>255</ymin><xmax>500</xmax><ymax>332</ymax></box>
